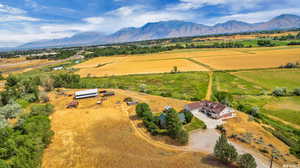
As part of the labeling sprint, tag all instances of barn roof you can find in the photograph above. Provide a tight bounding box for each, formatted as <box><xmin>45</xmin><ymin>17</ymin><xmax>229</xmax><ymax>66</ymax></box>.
<box><xmin>186</xmin><ymin>100</ymin><xmax>226</xmax><ymax>114</ymax></box>
<box><xmin>75</xmin><ymin>89</ymin><xmax>98</xmax><ymax>96</ymax></box>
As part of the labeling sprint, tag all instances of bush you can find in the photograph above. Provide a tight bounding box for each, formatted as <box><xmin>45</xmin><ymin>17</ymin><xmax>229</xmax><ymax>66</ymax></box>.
<box><xmin>0</xmin><ymin>102</ymin><xmax>22</xmax><ymax>119</ymax></box>
<box><xmin>290</xmin><ymin>142</ymin><xmax>300</xmax><ymax>159</ymax></box>
<box><xmin>41</xmin><ymin>76</ymin><xmax>54</xmax><ymax>91</ymax></box>
<box><xmin>176</xmin><ymin>129</ymin><xmax>189</xmax><ymax>145</ymax></box>
<box><xmin>238</xmin><ymin>153</ymin><xmax>257</xmax><ymax>168</ymax></box>
<box><xmin>272</xmin><ymin>87</ymin><xmax>287</xmax><ymax>97</ymax></box>
<box><xmin>0</xmin><ymin>115</ymin><xmax>7</xmax><ymax>128</ymax></box>
<box><xmin>30</xmin><ymin>104</ymin><xmax>54</xmax><ymax>116</ymax></box>
<box><xmin>135</xmin><ymin>103</ymin><xmax>151</xmax><ymax>118</ymax></box>
<box><xmin>293</xmin><ymin>88</ymin><xmax>300</xmax><ymax>96</ymax></box>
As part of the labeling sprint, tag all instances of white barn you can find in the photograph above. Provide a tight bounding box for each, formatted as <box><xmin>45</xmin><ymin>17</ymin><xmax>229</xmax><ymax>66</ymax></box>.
<box><xmin>75</xmin><ymin>89</ymin><xmax>98</xmax><ymax>99</ymax></box>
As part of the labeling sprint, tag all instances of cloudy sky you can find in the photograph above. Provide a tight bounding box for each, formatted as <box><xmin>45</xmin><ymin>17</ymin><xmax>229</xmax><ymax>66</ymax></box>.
<box><xmin>1</xmin><ymin>0</ymin><xmax>300</xmax><ymax>47</ymax></box>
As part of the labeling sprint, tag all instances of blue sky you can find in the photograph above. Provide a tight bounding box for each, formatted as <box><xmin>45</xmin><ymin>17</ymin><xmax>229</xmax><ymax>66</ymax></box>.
<box><xmin>1</xmin><ymin>0</ymin><xmax>300</xmax><ymax>47</ymax></box>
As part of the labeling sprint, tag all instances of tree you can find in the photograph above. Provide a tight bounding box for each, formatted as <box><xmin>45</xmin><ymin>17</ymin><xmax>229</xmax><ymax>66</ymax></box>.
<box><xmin>214</xmin><ymin>91</ymin><xmax>233</xmax><ymax>106</ymax></box>
<box><xmin>238</xmin><ymin>153</ymin><xmax>257</xmax><ymax>168</ymax></box>
<box><xmin>249</xmin><ymin>107</ymin><xmax>259</xmax><ymax>117</ymax></box>
<box><xmin>272</xmin><ymin>87</ymin><xmax>287</xmax><ymax>97</ymax></box>
<box><xmin>165</xmin><ymin>108</ymin><xmax>182</xmax><ymax>139</ymax></box>
<box><xmin>214</xmin><ymin>134</ymin><xmax>238</xmax><ymax>163</ymax></box>
<box><xmin>176</xmin><ymin>129</ymin><xmax>189</xmax><ymax>145</ymax></box>
<box><xmin>0</xmin><ymin>115</ymin><xmax>7</xmax><ymax>129</ymax></box>
<box><xmin>296</xmin><ymin>32</ymin><xmax>300</xmax><ymax>39</ymax></box>
<box><xmin>41</xmin><ymin>76</ymin><xmax>54</xmax><ymax>92</ymax></box>
<box><xmin>135</xmin><ymin>103</ymin><xmax>151</xmax><ymax>118</ymax></box>
<box><xmin>183</xmin><ymin>110</ymin><xmax>193</xmax><ymax>123</ymax></box>
<box><xmin>5</xmin><ymin>74</ymin><xmax>19</xmax><ymax>87</ymax></box>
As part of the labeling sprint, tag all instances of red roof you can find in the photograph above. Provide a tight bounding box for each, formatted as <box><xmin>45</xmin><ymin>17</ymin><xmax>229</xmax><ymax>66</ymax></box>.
<box><xmin>186</xmin><ymin>100</ymin><xmax>226</xmax><ymax>114</ymax></box>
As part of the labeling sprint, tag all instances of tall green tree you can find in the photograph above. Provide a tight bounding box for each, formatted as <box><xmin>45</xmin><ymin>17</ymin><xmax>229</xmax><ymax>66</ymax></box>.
<box><xmin>214</xmin><ymin>134</ymin><xmax>238</xmax><ymax>163</ymax></box>
<box><xmin>165</xmin><ymin>108</ymin><xmax>182</xmax><ymax>139</ymax></box>
<box><xmin>238</xmin><ymin>153</ymin><xmax>257</xmax><ymax>168</ymax></box>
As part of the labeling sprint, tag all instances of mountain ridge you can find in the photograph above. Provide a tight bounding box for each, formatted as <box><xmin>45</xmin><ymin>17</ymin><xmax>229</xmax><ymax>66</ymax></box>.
<box><xmin>19</xmin><ymin>14</ymin><xmax>300</xmax><ymax>49</ymax></box>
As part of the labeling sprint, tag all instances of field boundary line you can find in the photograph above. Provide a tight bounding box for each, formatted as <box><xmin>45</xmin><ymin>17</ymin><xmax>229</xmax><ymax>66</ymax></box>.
<box><xmin>185</xmin><ymin>58</ymin><xmax>215</xmax><ymax>71</ymax></box>
<box><xmin>205</xmin><ymin>72</ymin><xmax>213</xmax><ymax>100</ymax></box>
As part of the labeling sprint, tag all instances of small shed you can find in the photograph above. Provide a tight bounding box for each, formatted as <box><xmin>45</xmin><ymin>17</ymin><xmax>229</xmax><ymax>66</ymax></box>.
<box><xmin>75</xmin><ymin>89</ymin><xmax>98</xmax><ymax>99</ymax></box>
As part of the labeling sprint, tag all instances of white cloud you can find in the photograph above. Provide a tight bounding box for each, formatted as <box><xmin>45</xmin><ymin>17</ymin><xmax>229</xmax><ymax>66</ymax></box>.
<box><xmin>0</xmin><ymin>15</ymin><xmax>41</xmax><ymax>22</ymax></box>
<box><xmin>167</xmin><ymin>0</ymin><xmax>265</xmax><ymax>11</ymax></box>
<box><xmin>210</xmin><ymin>8</ymin><xmax>300</xmax><ymax>24</ymax></box>
<box><xmin>0</xmin><ymin>3</ymin><xmax>26</xmax><ymax>14</ymax></box>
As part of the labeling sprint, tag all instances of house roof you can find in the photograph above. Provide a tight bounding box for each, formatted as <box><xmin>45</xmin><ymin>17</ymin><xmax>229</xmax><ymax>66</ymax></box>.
<box><xmin>186</xmin><ymin>100</ymin><xmax>226</xmax><ymax>114</ymax></box>
<box><xmin>75</xmin><ymin>89</ymin><xmax>98</xmax><ymax>96</ymax></box>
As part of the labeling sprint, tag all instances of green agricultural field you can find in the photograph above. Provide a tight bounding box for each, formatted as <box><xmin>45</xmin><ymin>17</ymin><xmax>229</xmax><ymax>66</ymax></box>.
<box><xmin>233</xmin><ymin>69</ymin><xmax>300</xmax><ymax>90</ymax></box>
<box><xmin>213</xmin><ymin>72</ymin><xmax>266</xmax><ymax>95</ymax></box>
<box><xmin>263</xmin><ymin>96</ymin><xmax>300</xmax><ymax>126</ymax></box>
<box><xmin>77</xmin><ymin>72</ymin><xmax>209</xmax><ymax>100</ymax></box>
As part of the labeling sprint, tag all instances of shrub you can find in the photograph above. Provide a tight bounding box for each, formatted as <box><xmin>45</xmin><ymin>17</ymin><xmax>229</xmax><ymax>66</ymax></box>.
<box><xmin>0</xmin><ymin>102</ymin><xmax>22</xmax><ymax>119</ymax></box>
<box><xmin>41</xmin><ymin>76</ymin><xmax>54</xmax><ymax>91</ymax></box>
<box><xmin>143</xmin><ymin>120</ymin><xmax>159</xmax><ymax>135</ymax></box>
<box><xmin>176</xmin><ymin>129</ymin><xmax>189</xmax><ymax>145</ymax></box>
<box><xmin>0</xmin><ymin>115</ymin><xmax>7</xmax><ymax>128</ymax></box>
<box><xmin>290</xmin><ymin>143</ymin><xmax>300</xmax><ymax>159</ymax></box>
<box><xmin>293</xmin><ymin>88</ymin><xmax>300</xmax><ymax>96</ymax></box>
<box><xmin>30</xmin><ymin>104</ymin><xmax>54</xmax><ymax>116</ymax></box>
<box><xmin>272</xmin><ymin>87</ymin><xmax>287</xmax><ymax>97</ymax></box>
<box><xmin>238</xmin><ymin>153</ymin><xmax>257</xmax><ymax>168</ymax></box>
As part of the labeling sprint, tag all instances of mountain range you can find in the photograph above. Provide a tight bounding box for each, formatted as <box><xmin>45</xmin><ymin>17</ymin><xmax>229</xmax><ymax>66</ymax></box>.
<box><xmin>19</xmin><ymin>14</ymin><xmax>300</xmax><ymax>49</ymax></box>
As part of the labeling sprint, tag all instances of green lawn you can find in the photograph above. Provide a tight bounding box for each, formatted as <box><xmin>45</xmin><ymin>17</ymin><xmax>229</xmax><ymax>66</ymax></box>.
<box><xmin>234</xmin><ymin>69</ymin><xmax>300</xmax><ymax>90</ymax></box>
<box><xmin>213</xmin><ymin>72</ymin><xmax>266</xmax><ymax>95</ymax></box>
<box><xmin>184</xmin><ymin>117</ymin><xmax>206</xmax><ymax>132</ymax></box>
<box><xmin>77</xmin><ymin>72</ymin><xmax>209</xmax><ymax>101</ymax></box>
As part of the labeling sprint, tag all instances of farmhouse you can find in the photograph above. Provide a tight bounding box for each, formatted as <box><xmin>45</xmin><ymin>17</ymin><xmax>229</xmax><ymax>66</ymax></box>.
<box><xmin>184</xmin><ymin>100</ymin><xmax>235</xmax><ymax>119</ymax></box>
<box><xmin>75</xmin><ymin>89</ymin><xmax>98</xmax><ymax>99</ymax></box>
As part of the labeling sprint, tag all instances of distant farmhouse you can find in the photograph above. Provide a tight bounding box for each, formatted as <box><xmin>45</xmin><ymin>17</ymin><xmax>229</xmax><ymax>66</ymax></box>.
<box><xmin>185</xmin><ymin>100</ymin><xmax>235</xmax><ymax>119</ymax></box>
<box><xmin>75</xmin><ymin>89</ymin><xmax>98</xmax><ymax>99</ymax></box>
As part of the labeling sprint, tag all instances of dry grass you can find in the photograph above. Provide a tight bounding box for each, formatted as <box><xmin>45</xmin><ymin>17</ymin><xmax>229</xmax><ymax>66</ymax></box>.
<box><xmin>74</xmin><ymin>46</ymin><xmax>300</xmax><ymax>77</ymax></box>
<box><xmin>43</xmin><ymin>89</ymin><xmax>225</xmax><ymax>168</ymax></box>
<box><xmin>75</xmin><ymin>57</ymin><xmax>208</xmax><ymax>77</ymax></box>
<box><xmin>0</xmin><ymin>80</ymin><xmax>5</xmax><ymax>91</ymax></box>
<box><xmin>224</xmin><ymin>112</ymin><xmax>299</xmax><ymax>165</ymax></box>
<box><xmin>194</xmin><ymin>47</ymin><xmax>300</xmax><ymax>70</ymax></box>
<box><xmin>0</xmin><ymin>57</ymin><xmax>52</xmax><ymax>75</ymax></box>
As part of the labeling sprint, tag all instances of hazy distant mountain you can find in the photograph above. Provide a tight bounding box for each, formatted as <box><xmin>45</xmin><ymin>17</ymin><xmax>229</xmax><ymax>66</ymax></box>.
<box><xmin>20</xmin><ymin>14</ymin><xmax>300</xmax><ymax>49</ymax></box>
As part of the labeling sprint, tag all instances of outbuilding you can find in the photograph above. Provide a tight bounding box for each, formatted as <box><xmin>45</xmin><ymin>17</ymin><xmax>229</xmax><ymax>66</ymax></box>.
<box><xmin>75</xmin><ymin>89</ymin><xmax>98</xmax><ymax>99</ymax></box>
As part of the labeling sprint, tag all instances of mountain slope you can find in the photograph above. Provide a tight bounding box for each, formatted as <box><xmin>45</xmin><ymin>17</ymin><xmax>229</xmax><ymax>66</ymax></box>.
<box><xmin>20</xmin><ymin>14</ymin><xmax>300</xmax><ymax>49</ymax></box>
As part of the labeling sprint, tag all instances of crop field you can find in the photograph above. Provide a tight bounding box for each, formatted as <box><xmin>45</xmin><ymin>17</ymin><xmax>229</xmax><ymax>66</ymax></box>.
<box><xmin>232</xmin><ymin>69</ymin><xmax>300</xmax><ymax>90</ymax></box>
<box><xmin>43</xmin><ymin>89</ymin><xmax>225</xmax><ymax>168</ymax></box>
<box><xmin>194</xmin><ymin>47</ymin><xmax>300</xmax><ymax>70</ymax></box>
<box><xmin>213</xmin><ymin>72</ymin><xmax>265</xmax><ymax>95</ymax></box>
<box><xmin>78</xmin><ymin>72</ymin><xmax>209</xmax><ymax>100</ymax></box>
<box><xmin>74</xmin><ymin>46</ymin><xmax>300</xmax><ymax>77</ymax></box>
<box><xmin>75</xmin><ymin>58</ymin><xmax>208</xmax><ymax>77</ymax></box>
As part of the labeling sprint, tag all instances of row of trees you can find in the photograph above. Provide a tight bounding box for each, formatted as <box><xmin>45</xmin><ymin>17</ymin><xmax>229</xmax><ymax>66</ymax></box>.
<box><xmin>135</xmin><ymin>103</ymin><xmax>190</xmax><ymax>144</ymax></box>
<box><xmin>214</xmin><ymin>134</ymin><xmax>257</xmax><ymax>168</ymax></box>
<box><xmin>272</xmin><ymin>87</ymin><xmax>300</xmax><ymax>97</ymax></box>
<box><xmin>273</xmin><ymin>32</ymin><xmax>300</xmax><ymax>41</ymax></box>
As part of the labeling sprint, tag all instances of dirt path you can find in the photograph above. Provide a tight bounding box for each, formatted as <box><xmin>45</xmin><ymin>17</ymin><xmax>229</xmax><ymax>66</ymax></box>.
<box><xmin>205</xmin><ymin>72</ymin><xmax>213</xmax><ymax>100</ymax></box>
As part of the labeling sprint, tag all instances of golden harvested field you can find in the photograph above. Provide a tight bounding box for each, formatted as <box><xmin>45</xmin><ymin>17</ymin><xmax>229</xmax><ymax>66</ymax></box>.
<box><xmin>75</xmin><ymin>57</ymin><xmax>208</xmax><ymax>77</ymax></box>
<box><xmin>193</xmin><ymin>47</ymin><xmax>300</xmax><ymax>70</ymax></box>
<box><xmin>224</xmin><ymin>112</ymin><xmax>299</xmax><ymax>165</ymax></box>
<box><xmin>43</xmin><ymin>89</ymin><xmax>225</xmax><ymax>168</ymax></box>
<box><xmin>74</xmin><ymin>46</ymin><xmax>300</xmax><ymax>77</ymax></box>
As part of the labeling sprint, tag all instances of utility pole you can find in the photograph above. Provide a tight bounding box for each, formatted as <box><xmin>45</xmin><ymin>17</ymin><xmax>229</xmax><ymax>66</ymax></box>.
<box><xmin>269</xmin><ymin>154</ymin><xmax>274</xmax><ymax>168</ymax></box>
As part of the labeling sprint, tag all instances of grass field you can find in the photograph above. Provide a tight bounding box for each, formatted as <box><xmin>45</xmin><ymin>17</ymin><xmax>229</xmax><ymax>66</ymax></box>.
<box><xmin>43</xmin><ymin>89</ymin><xmax>225</xmax><ymax>168</ymax></box>
<box><xmin>77</xmin><ymin>72</ymin><xmax>209</xmax><ymax>100</ymax></box>
<box><xmin>232</xmin><ymin>69</ymin><xmax>300</xmax><ymax>90</ymax></box>
<box><xmin>213</xmin><ymin>72</ymin><xmax>265</xmax><ymax>95</ymax></box>
<box><xmin>263</xmin><ymin>96</ymin><xmax>300</xmax><ymax>126</ymax></box>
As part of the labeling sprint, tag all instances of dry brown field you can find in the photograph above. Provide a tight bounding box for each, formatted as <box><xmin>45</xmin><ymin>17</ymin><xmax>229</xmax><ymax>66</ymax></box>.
<box><xmin>224</xmin><ymin>112</ymin><xmax>299</xmax><ymax>165</ymax></box>
<box><xmin>192</xmin><ymin>47</ymin><xmax>300</xmax><ymax>70</ymax></box>
<box><xmin>74</xmin><ymin>46</ymin><xmax>300</xmax><ymax>77</ymax></box>
<box><xmin>43</xmin><ymin>89</ymin><xmax>225</xmax><ymax>168</ymax></box>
